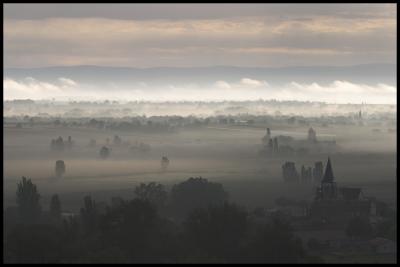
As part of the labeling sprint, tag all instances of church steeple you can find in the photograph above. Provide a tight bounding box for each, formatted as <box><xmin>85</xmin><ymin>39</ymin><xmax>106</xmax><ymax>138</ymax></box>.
<box><xmin>322</xmin><ymin>157</ymin><xmax>334</xmax><ymax>183</ymax></box>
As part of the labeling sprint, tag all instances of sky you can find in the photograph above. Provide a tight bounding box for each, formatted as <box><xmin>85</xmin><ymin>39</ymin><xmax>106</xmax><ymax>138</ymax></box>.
<box><xmin>4</xmin><ymin>3</ymin><xmax>396</xmax><ymax>68</ymax></box>
<box><xmin>3</xmin><ymin>4</ymin><xmax>397</xmax><ymax>104</ymax></box>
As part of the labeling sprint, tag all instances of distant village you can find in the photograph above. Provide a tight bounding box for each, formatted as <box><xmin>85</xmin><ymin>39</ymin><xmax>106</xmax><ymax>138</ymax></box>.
<box><xmin>265</xmin><ymin>157</ymin><xmax>396</xmax><ymax>260</ymax></box>
<box><xmin>259</xmin><ymin>127</ymin><xmax>337</xmax><ymax>156</ymax></box>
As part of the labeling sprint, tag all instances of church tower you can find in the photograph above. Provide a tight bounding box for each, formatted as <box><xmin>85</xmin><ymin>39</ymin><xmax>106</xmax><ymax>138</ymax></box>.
<box><xmin>320</xmin><ymin>157</ymin><xmax>337</xmax><ymax>200</ymax></box>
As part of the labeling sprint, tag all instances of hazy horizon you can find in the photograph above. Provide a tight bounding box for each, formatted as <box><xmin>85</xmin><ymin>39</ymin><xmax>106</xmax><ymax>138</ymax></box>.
<box><xmin>4</xmin><ymin>3</ymin><xmax>397</xmax><ymax>104</ymax></box>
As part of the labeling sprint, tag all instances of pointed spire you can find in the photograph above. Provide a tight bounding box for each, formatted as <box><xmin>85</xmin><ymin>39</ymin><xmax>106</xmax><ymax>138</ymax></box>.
<box><xmin>322</xmin><ymin>157</ymin><xmax>335</xmax><ymax>183</ymax></box>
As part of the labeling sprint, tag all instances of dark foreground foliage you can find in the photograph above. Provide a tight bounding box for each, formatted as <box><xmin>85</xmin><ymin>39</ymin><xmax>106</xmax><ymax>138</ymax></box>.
<box><xmin>4</xmin><ymin>176</ymin><xmax>320</xmax><ymax>263</ymax></box>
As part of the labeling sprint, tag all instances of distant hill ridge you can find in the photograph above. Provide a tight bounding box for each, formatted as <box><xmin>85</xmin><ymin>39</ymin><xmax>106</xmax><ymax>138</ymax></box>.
<box><xmin>4</xmin><ymin>63</ymin><xmax>396</xmax><ymax>86</ymax></box>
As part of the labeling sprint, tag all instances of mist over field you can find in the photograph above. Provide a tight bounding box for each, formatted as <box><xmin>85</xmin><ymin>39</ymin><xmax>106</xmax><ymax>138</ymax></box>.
<box><xmin>4</xmin><ymin>99</ymin><xmax>396</xmax><ymax>207</ymax></box>
<box><xmin>3</xmin><ymin>3</ymin><xmax>396</xmax><ymax>264</ymax></box>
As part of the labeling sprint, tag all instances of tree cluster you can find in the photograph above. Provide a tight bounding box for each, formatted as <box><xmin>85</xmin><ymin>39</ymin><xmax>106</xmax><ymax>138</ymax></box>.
<box><xmin>4</xmin><ymin>176</ymin><xmax>317</xmax><ymax>263</ymax></box>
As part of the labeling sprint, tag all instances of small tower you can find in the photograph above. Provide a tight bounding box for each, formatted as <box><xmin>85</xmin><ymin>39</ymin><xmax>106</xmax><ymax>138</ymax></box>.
<box><xmin>320</xmin><ymin>157</ymin><xmax>337</xmax><ymax>200</ymax></box>
<box><xmin>308</xmin><ymin>127</ymin><xmax>317</xmax><ymax>143</ymax></box>
<box><xmin>262</xmin><ymin>128</ymin><xmax>271</xmax><ymax>145</ymax></box>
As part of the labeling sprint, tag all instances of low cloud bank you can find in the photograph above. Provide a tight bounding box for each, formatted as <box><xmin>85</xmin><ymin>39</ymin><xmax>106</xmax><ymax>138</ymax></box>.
<box><xmin>4</xmin><ymin>77</ymin><xmax>396</xmax><ymax>104</ymax></box>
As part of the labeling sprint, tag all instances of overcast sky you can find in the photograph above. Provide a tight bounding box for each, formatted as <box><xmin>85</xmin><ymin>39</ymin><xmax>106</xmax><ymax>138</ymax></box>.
<box><xmin>4</xmin><ymin>3</ymin><xmax>396</xmax><ymax>68</ymax></box>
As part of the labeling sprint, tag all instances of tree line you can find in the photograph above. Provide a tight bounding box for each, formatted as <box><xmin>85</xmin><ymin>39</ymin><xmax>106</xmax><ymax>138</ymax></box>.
<box><xmin>4</xmin><ymin>176</ymin><xmax>323</xmax><ymax>263</ymax></box>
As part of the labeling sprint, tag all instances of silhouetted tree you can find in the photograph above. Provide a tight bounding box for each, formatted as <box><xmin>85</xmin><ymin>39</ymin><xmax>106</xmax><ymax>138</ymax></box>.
<box><xmin>183</xmin><ymin>202</ymin><xmax>248</xmax><ymax>261</ymax></box>
<box><xmin>308</xmin><ymin>127</ymin><xmax>317</xmax><ymax>143</ymax></box>
<box><xmin>50</xmin><ymin>194</ymin><xmax>62</xmax><ymax>219</ymax></box>
<box><xmin>170</xmin><ymin>177</ymin><xmax>228</xmax><ymax>216</ymax></box>
<box><xmin>262</xmin><ymin>128</ymin><xmax>271</xmax><ymax>145</ymax></box>
<box><xmin>99</xmin><ymin>146</ymin><xmax>110</xmax><ymax>159</ymax></box>
<box><xmin>50</xmin><ymin>136</ymin><xmax>66</xmax><ymax>151</ymax></box>
<box><xmin>66</xmin><ymin>136</ymin><xmax>74</xmax><ymax>149</ymax></box>
<box><xmin>80</xmin><ymin>196</ymin><xmax>98</xmax><ymax>235</ymax></box>
<box><xmin>63</xmin><ymin>215</ymin><xmax>80</xmax><ymax>244</ymax></box>
<box><xmin>99</xmin><ymin>199</ymin><xmax>161</xmax><ymax>262</ymax></box>
<box><xmin>243</xmin><ymin>216</ymin><xmax>305</xmax><ymax>263</ymax></box>
<box><xmin>5</xmin><ymin>178</ymin><xmax>332</xmax><ymax>263</ymax></box>
<box><xmin>161</xmin><ymin>156</ymin><xmax>169</xmax><ymax>171</ymax></box>
<box><xmin>134</xmin><ymin>182</ymin><xmax>168</xmax><ymax>208</ymax></box>
<box><xmin>55</xmin><ymin>160</ymin><xmax>66</xmax><ymax>178</ymax></box>
<box><xmin>5</xmin><ymin>224</ymin><xmax>64</xmax><ymax>263</ymax></box>
<box><xmin>110</xmin><ymin>196</ymin><xmax>126</xmax><ymax>209</ymax></box>
<box><xmin>113</xmin><ymin>135</ymin><xmax>122</xmax><ymax>146</ymax></box>
<box><xmin>16</xmin><ymin>176</ymin><xmax>41</xmax><ymax>223</ymax></box>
